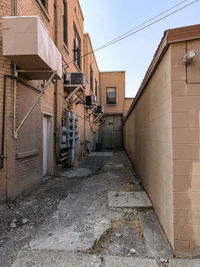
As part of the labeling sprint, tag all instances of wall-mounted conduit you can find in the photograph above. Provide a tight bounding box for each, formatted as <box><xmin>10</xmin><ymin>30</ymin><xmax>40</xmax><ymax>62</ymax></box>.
<box><xmin>1</xmin><ymin>75</ymin><xmax>12</xmax><ymax>169</ymax></box>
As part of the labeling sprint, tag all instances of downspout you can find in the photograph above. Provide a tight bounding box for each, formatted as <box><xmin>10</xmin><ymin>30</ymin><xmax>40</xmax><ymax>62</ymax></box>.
<box><xmin>99</xmin><ymin>73</ymin><xmax>101</xmax><ymax>105</ymax></box>
<box><xmin>13</xmin><ymin>0</ymin><xmax>18</xmax><ymax>139</ymax></box>
<box><xmin>84</xmin><ymin>105</ymin><xmax>86</xmax><ymax>153</ymax></box>
<box><xmin>0</xmin><ymin>76</ymin><xmax>12</xmax><ymax>168</ymax></box>
<box><xmin>54</xmin><ymin>0</ymin><xmax>59</xmax><ymax>164</ymax></box>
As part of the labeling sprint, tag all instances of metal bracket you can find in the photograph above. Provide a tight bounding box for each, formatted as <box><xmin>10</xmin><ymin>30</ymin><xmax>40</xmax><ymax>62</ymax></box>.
<box><xmin>14</xmin><ymin>71</ymin><xmax>56</xmax><ymax>139</ymax></box>
<box><xmin>86</xmin><ymin>106</ymin><xmax>97</xmax><ymax>119</ymax></box>
<box><xmin>99</xmin><ymin>119</ymin><xmax>105</xmax><ymax>126</ymax></box>
<box><xmin>64</xmin><ymin>86</ymin><xmax>85</xmax><ymax>103</ymax></box>
<box><xmin>94</xmin><ymin>113</ymin><xmax>103</xmax><ymax>123</ymax></box>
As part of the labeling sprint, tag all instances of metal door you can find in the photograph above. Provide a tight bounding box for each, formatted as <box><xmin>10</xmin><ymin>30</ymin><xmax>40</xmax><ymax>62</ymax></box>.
<box><xmin>100</xmin><ymin>116</ymin><xmax>113</xmax><ymax>149</ymax></box>
<box><xmin>43</xmin><ymin>116</ymin><xmax>48</xmax><ymax>176</ymax></box>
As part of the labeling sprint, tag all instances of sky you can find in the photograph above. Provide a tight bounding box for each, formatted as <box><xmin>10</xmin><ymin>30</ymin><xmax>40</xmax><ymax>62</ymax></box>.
<box><xmin>79</xmin><ymin>0</ymin><xmax>199</xmax><ymax>97</ymax></box>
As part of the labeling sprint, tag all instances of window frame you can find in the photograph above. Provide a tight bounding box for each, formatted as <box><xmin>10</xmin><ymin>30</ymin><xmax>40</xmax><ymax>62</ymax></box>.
<box><xmin>106</xmin><ymin>87</ymin><xmax>116</xmax><ymax>104</ymax></box>
<box><xmin>63</xmin><ymin>0</ymin><xmax>68</xmax><ymax>47</ymax></box>
<box><xmin>95</xmin><ymin>79</ymin><xmax>98</xmax><ymax>97</ymax></box>
<box><xmin>36</xmin><ymin>0</ymin><xmax>50</xmax><ymax>20</ymax></box>
<box><xmin>40</xmin><ymin>0</ymin><xmax>48</xmax><ymax>10</ymax></box>
<box><xmin>90</xmin><ymin>65</ymin><xmax>93</xmax><ymax>92</ymax></box>
<box><xmin>73</xmin><ymin>25</ymin><xmax>81</xmax><ymax>70</ymax></box>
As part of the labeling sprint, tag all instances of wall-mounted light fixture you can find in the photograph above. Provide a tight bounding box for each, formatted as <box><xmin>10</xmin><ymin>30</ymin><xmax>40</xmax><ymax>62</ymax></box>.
<box><xmin>184</xmin><ymin>50</ymin><xmax>197</xmax><ymax>65</ymax></box>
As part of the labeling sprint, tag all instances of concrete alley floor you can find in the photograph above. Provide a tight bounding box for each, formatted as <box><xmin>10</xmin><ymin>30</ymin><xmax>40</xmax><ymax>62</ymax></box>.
<box><xmin>0</xmin><ymin>150</ymin><xmax>200</xmax><ymax>266</ymax></box>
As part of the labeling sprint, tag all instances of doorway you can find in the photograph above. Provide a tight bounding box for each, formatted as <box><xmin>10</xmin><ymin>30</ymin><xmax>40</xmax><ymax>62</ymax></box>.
<box><xmin>100</xmin><ymin>114</ymin><xmax>123</xmax><ymax>149</ymax></box>
<box><xmin>43</xmin><ymin>114</ymin><xmax>53</xmax><ymax>177</ymax></box>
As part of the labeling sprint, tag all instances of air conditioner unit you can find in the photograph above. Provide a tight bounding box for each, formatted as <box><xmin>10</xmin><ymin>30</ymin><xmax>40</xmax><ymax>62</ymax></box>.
<box><xmin>86</xmin><ymin>95</ymin><xmax>97</xmax><ymax>107</ymax></box>
<box><xmin>64</xmin><ymin>72</ymin><xmax>86</xmax><ymax>88</ymax></box>
<box><xmin>95</xmin><ymin>106</ymin><xmax>104</xmax><ymax>114</ymax></box>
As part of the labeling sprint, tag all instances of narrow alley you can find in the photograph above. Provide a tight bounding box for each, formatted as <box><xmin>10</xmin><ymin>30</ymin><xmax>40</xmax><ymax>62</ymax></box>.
<box><xmin>1</xmin><ymin>150</ymin><xmax>199</xmax><ymax>266</ymax></box>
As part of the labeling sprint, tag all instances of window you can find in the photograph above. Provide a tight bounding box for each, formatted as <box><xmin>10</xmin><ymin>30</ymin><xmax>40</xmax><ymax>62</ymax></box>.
<box><xmin>90</xmin><ymin>66</ymin><xmax>93</xmax><ymax>92</ymax></box>
<box><xmin>40</xmin><ymin>0</ymin><xmax>46</xmax><ymax>8</ymax></box>
<box><xmin>73</xmin><ymin>26</ymin><xmax>81</xmax><ymax>69</ymax></box>
<box><xmin>95</xmin><ymin>79</ymin><xmax>98</xmax><ymax>96</ymax></box>
<box><xmin>63</xmin><ymin>1</ymin><xmax>68</xmax><ymax>46</ymax></box>
<box><xmin>106</xmin><ymin>87</ymin><xmax>116</xmax><ymax>104</ymax></box>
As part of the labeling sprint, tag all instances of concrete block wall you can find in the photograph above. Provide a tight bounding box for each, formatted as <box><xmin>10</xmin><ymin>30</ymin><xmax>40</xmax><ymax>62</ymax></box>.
<box><xmin>123</xmin><ymin>47</ymin><xmax>174</xmax><ymax>247</ymax></box>
<box><xmin>123</xmin><ymin>27</ymin><xmax>200</xmax><ymax>256</ymax></box>
<box><xmin>123</xmin><ymin>98</ymin><xmax>134</xmax><ymax>117</ymax></box>
<box><xmin>171</xmin><ymin>40</ymin><xmax>200</xmax><ymax>256</ymax></box>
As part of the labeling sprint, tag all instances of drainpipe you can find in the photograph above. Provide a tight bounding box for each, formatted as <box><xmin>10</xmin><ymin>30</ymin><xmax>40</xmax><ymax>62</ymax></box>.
<box><xmin>54</xmin><ymin>0</ymin><xmax>59</xmax><ymax>164</ymax></box>
<box><xmin>13</xmin><ymin>0</ymin><xmax>18</xmax><ymax>139</ymax></box>
<box><xmin>1</xmin><ymin>76</ymin><xmax>12</xmax><ymax>168</ymax></box>
<box><xmin>84</xmin><ymin>105</ymin><xmax>86</xmax><ymax>153</ymax></box>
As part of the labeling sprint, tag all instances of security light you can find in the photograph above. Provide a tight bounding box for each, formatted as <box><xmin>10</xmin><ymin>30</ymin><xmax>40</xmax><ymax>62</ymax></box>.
<box><xmin>184</xmin><ymin>50</ymin><xmax>197</xmax><ymax>64</ymax></box>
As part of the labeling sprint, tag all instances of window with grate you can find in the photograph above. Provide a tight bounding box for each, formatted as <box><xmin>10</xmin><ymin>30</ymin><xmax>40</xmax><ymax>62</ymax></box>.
<box><xmin>90</xmin><ymin>66</ymin><xmax>93</xmax><ymax>92</ymax></box>
<box><xmin>63</xmin><ymin>0</ymin><xmax>68</xmax><ymax>46</ymax></box>
<box><xmin>73</xmin><ymin>26</ymin><xmax>81</xmax><ymax>69</ymax></box>
<box><xmin>106</xmin><ymin>87</ymin><xmax>116</xmax><ymax>104</ymax></box>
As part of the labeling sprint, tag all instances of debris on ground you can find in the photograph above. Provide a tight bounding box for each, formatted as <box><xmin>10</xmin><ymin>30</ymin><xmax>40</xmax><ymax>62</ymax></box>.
<box><xmin>0</xmin><ymin>150</ymin><xmax>175</xmax><ymax>267</ymax></box>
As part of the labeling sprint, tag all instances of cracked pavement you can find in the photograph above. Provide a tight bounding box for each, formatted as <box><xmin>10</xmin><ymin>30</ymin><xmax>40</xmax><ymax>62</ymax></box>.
<box><xmin>0</xmin><ymin>150</ymin><xmax>199</xmax><ymax>266</ymax></box>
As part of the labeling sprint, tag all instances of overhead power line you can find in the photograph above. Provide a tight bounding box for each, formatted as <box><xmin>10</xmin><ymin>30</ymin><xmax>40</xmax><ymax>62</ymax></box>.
<box><xmin>91</xmin><ymin>0</ymin><xmax>191</xmax><ymax>51</ymax></box>
<box><xmin>66</xmin><ymin>0</ymin><xmax>199</xmax><ymax>67</ymax></box>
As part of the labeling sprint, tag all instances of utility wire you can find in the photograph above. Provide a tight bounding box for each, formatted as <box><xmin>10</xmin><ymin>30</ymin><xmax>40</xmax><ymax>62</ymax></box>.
<box><xmin>66</xmin><ymin>0</ymin><xmax>199</xmax><ymax>66</ymax></box>
<box><xmin>89</xmin><ymin>0</ymin><xmax>191</xmax><ymax>51</ymax></box>
<box><xmin>95</xmin><ymin>0</ymin><xmax>199</xmax><ymax>50</ymax></box>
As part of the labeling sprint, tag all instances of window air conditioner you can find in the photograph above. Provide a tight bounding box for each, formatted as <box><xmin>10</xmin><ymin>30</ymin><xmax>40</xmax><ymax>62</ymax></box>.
<box><xmin>95</xmin><ymin>105</ymin><xmax>104</xmax><ymax>114</ymax></box>
<box><xmin>64</xmin><ymin>72</ymin><xmax>86</xmax><ymax>88</ymax></box>
<box><xmin>86</xmin><ymin>95</ymin><xmax>97</xmax><ymax>107</ymax></box>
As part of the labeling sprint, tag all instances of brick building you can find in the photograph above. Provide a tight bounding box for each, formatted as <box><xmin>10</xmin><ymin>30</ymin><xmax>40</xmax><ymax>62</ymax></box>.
<box><xmin>0</xmin><ymin>0</ymin><xmax>126</xmax><ymax>203</ymax></box>
<box><xmin>99</xmin><ymin>71</ymin><xmax>125</xmax><ymax>149</ymax></box>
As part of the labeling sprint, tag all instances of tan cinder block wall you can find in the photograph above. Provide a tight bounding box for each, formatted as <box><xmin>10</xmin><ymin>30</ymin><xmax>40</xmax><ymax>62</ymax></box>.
<box><xmin>100</xmin><ymin>71</ymin><xmax>125</xmax><ymax>114</ymax></box>
<box><xmin>123</xmin><ymin>47</ymin><xmax>174</xmax><ymax>247</ymax></box>
<box><xmin>123</xmin><ymin>111</ymin><xmax>135</xmax><ymax>162</ymax></box>
<box><xmin>123</xmin><ymin>98</ymin><xmax>134</xmax><ymax>117</ymax></box>
<box><xmin>171</xmin><ymin>40</ymin><xmax>200</xmax><ymax>256</ymax></box>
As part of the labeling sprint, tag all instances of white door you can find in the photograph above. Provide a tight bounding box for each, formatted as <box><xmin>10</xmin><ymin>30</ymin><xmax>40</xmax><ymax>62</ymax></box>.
<box><xmin>43</xmin><ymin>116</ymin><xmax>48</xmax><ymax>176</ymax></box>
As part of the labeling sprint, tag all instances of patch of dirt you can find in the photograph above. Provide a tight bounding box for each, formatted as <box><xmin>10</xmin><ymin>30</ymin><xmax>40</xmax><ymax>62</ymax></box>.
<box><xmin>90</xmin><ymin>228</ymin><xmax>113</xmax><ymax>254</ymax></box>
<box><xmin>120</xmin><ymin>180</ymin><xmax>139</xmax><ymax>192</ymax></box>
<box><xmin>90</xmin><ymin>215</ymin><xmax>144</xmax><ymax>254</ymax></box>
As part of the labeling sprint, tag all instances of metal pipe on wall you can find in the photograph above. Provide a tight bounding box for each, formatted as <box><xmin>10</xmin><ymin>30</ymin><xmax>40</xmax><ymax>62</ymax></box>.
<box><xmin>13</xmin><ymin>0</ymin><xmax>18</xmax><ymax>139</ymax></box>
<box><xmin>0</xmin><ymin>76</ymin><xmax>12</xmax><ymax>168</ymax></box>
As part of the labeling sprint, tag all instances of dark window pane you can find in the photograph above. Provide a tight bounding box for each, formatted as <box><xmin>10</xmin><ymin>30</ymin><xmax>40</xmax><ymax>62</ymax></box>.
<box><xmin>41</xmin><ymin>0</ymin><xmax>46</xmax><ymax>7</ymax></box>
<box><xmin>73</xmin><ymin>27</ymin><xmax>81</xmax><ymax>69</ymax></box>
<box><xmin>95</xmin><ymin>79</ymin><xmax>97</xmax><ymax>96</ymax></box>
<box><xmin>90</xmin><ymin>66</ymin><xmax>93</xmax><ymax>92</ymax></box>
<box><xmin>106</xmin><ymin>87</ymin><xmax>116</xmax><ymax>104</ymax></box>
<box><xmin>63</xmin><ymin>1</ymin><xmax>68</xmax><ymax>46</ymax></box>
